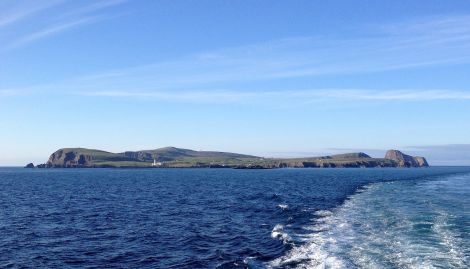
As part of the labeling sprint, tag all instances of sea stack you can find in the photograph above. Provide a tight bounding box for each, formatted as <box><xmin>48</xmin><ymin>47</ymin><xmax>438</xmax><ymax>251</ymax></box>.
<box><xmin>385</xmin><ymin>150</ymin><xmax>429</xmax><ymax>167</ymax></box>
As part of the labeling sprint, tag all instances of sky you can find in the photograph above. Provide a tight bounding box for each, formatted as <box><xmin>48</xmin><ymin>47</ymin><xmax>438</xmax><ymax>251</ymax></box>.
<box><xmin>1</xmin><ymin>0</ymin><xmax>470</xmax><ymax>165</ymax></box>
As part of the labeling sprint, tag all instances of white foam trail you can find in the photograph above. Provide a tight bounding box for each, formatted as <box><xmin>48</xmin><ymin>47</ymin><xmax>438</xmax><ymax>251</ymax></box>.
<box><xmin>267</xmin><ymin>208</ymin><xmax>351</xmax><ymax>269</ymax></box>
<box><xmin>431</xmin><ymin>211</ymin><xmax>467</xmax><ymax>267</ymax></box>
<box><xmin>266</xmin><ymin>174</ymin><xmax>470</xmax><ymax>269</ymax></box>
<box><xmin>313</xmin><ymin>210</ymin><xmax>332</xmax><ymax>217</ymax></box>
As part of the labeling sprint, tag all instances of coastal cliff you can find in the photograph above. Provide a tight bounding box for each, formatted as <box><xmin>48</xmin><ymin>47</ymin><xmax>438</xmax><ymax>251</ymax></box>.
<box><xmin>384</xmin><ymin>150</ymin><xmax>429</xmax><ymax>167</ymax></box>
<box><xmin>44</xmin><ymin>148</ymin><xmax>133</xmax><ymax>168</ymax></box>
<box><xmin>34</xmin><ymin>147</ymin><xmax>429</xmax><ymax>168</ymax></box>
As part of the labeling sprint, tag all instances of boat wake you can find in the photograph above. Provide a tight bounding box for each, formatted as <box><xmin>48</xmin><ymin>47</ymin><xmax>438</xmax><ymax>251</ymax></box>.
<box><xmin>266</xmin><ymin>174</ymin><xmax>470</xmax><ymax>269</ymax></box>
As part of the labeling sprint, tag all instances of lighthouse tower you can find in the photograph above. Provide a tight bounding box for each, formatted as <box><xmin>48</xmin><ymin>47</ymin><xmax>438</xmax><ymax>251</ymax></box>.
<box><xmin>151</xmin><ymin>155</ymin><xmax>161</xmax><ymax>167</ymax></box>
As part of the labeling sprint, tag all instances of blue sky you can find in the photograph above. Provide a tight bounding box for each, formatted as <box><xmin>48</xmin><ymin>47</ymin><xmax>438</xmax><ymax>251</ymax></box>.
<box><xmin>1</xmin><ymin>0</ymin><xmax>470</xmax><ymax>165</ymax></box>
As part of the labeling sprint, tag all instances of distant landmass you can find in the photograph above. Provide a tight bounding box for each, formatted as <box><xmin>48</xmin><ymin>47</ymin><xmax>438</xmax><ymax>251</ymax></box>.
<box><xmin>27</xmin><ymin>147</ymin><xmax>429</xmax><ymax>169</ymax></box>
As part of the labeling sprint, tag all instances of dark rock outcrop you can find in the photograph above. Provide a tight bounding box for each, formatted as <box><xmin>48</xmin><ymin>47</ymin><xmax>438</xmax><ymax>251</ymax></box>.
<box><xmin>414</xmin><ymin>156</ymin><xmax>429</xmax><ymax>167</ymax></box>
<box><xmin>234</xmin><ymin>164</ymin><xmax>274</xmax><ymax>169</ymax></box>
<box><xmin>384</xmin><ymin>150</ymin><xmax>429</xmax><ymax>167</ymax></box>
<box><xmin>25</xmin><ymin>163</ymin><xmax>35</xmax><ymax>168</ymax></box>
<box><xmin>47</xmin><ymin>149</ymin><xmax>93</xmax><ymax>167</ymax></box>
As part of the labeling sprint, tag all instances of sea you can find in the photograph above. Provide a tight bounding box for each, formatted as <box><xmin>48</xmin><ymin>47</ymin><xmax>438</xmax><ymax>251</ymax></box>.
<box><xmin>0</xmin><ymin>167</ymin><xmax>469</xmax><ymax>268</ymax></box>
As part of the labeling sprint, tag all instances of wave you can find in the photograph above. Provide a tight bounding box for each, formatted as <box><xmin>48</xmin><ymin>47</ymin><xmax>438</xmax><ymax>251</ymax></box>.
<box><xmin>271</xmin><ymin>224</ymin><xmax>292</xmax><ymax>245</ymax></box>
<box><xmin>266</xmin><ymin>174</ymin><xmax>470</xmax><ymax>269</ymax></box>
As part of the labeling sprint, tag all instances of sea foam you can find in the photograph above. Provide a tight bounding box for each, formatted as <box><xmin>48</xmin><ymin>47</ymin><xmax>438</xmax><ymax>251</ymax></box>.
<box><xmin>267</xmin><ymin>174</ymin><xmax>470</xmax><ymax>268</ymax></box>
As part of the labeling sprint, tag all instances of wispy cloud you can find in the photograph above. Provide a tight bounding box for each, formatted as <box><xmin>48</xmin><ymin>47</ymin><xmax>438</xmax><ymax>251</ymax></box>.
<box><xmin>5</xmin><ymin>17</ymin><xmax>101</xmax><ymax>50</ymax></box>
<box><xmin>3</xmin><ymin>79</ymin><xmax>470</xmax><ymax>105</ymax></box>
<box><xmin>77</xmin><ymin>89</ymin><xmax>470</xmax><ymax>104</ymax></box>
<box><xmin>0</xmin><ymin>0</ymin><xmax>64</xmax><ymax>28</ymax></box>
<box><xmin>2</xmin><ymin>14</ymin><xmax>470</xmax><ymax>105</ymax></box>
<box><xmin>58</xmin><ymin>0</ymin><xmax>127</xmax><ymax>19</ymax></box>
<box><xmin>0</xmin><ymin>89</ymin><xmax>18</xmax><ymax>97</ymax></box>
<box><xmin>80</xmin><ymin>90</ymin><xmax>260</xmax><ymax>103</ymax></box>
<box><xmin>0</xmin><ymin>0</ymin><xmax>127</xmax><ymax>51</ymax></box>
<box><xmin>294</xmin><ymin>89</ymin><xmax>470</xmax><ymax>101</ymax></box>
<box><xmin>24</xmin><ymin>14</ymin><xmax>468</xmax><ymax>90</ymax></box>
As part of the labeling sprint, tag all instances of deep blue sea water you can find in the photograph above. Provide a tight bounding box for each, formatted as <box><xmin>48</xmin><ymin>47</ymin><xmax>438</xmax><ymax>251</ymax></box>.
<box><xmin>0</xmin><ymin>167</ymin><xmax>469</xmax><ymax>268</ymax></box>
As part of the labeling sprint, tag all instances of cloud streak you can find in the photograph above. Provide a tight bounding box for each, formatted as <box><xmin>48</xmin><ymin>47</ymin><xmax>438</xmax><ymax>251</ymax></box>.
<box><xmin>5</xmin><ymin>17</ymin><xmax>101</xmax><ymax>50</ymax></box>
<box><xmin>26</xmin><ymin>14</ymin><xmax>469</xmax><ymax>91</ymax></box>
<box><xmin>0</xmin><ymin>0</ymin><xmax>127</xmax><ymax>51</ymax></box>
<box><xmin>58</xmin><ymin>0</ymin><xmax>127</xmax><ymax>19</ymax></box>
<box><xmin>2</xmin><ymin>13</ymin><xmax>470</xmax><ymax>106</ymax></box>
<box><xmin>0</xmin><ymin>90</ymin><xmax>18</xmax><ymax>97</ymax></box>
<box><xmin>77</xmin><ymin>89</ymin><xmax>470</xmax><ymax>104</ymax></box>
<box><xmin>0</xmin><ymin>0</ymin><xmax>64</xmax><ymax>28</ymax></box>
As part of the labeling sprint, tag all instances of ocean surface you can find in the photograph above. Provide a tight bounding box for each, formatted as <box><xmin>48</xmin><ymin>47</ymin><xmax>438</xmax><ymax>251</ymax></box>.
<box><xmin>0</xmin><ymin>167</ymin><xmax>469</xmax><ymax>268</ymax></box>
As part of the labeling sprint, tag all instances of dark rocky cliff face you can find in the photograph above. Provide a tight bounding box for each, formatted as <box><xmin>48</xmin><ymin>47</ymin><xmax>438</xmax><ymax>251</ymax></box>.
<box><xmin>414</xmin><ymin>156</ymin><xmax>429</xmax><ymax>167</ymax></box>
<box><xmin>47</xmin><ymin>149</ymin><xmax>93</xmax><ymax>167</ymax></box>
<box><xmin>384</xmin><ymin>150</ymin><xmax>429</xmax><ymax>167</ymax></box>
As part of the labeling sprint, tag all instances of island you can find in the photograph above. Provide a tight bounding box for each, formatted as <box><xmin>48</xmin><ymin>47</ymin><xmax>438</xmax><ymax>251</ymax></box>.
<box><xmin>29</xmin><ymin>147</ymin><xmax>429</xmax><ymax>169</ymax></box>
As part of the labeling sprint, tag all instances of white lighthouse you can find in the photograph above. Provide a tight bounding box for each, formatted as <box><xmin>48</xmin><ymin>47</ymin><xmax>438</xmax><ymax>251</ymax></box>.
<box><xmin>151</xmin><ymin>156</ymin><xmax>162</xmax><ymax>167</ymax></box>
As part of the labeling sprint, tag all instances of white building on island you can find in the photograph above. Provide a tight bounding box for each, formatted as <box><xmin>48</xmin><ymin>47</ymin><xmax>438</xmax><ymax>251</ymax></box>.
<box><xmin>152</xmin><ymin>158</ymin><xmax>162</xmax><ymax>167</ymax></box>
